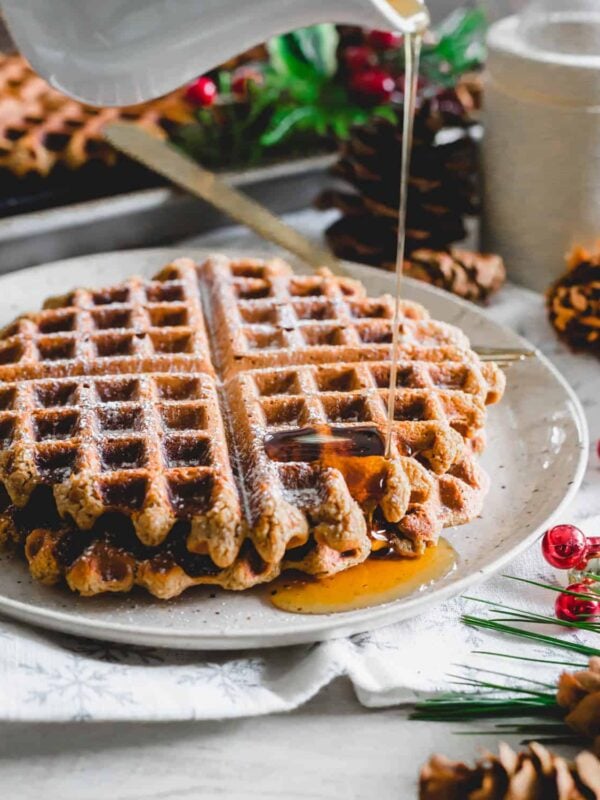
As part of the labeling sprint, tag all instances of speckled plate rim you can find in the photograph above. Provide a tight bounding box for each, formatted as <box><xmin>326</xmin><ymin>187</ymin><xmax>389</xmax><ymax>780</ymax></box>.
<box><xmin>0</xmin><ymin>248</ymin><xmax>589</xmax><ymax>650</ymax></box>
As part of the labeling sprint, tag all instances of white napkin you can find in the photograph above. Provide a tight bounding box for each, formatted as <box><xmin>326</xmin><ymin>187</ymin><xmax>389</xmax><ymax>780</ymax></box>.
<box><xmin>0</xmin><ymin>223</ymin><xmax>597</xmax><ymax>722</ymax></box>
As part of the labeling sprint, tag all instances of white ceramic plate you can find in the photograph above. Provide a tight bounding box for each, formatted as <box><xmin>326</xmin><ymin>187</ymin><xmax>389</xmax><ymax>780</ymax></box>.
<box><xmin>0</xmin><ymin>249</ymin><xmax>588</xmax><ymax>649</ymax></box>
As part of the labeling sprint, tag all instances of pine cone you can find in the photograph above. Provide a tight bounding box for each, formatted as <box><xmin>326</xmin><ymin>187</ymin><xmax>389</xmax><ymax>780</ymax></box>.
<box><xmin>547</xmin><ymin>248</ymin><xmax>600</xmax><ymax>356</ymax></box>
<box><xmin>558</xmin><ymin>657</ymin><xmax>600</xmax><ymax>752</ymax></box>
<box><xmin>419</xmin><ymin>742</ymin><xmax>600</xmax><ymax>800</ymax></box>
<box><xmin>316</xmin><ymin>93</ymin><xmax>480</xmax><ymax>270</ymax></box>
<box><xmin>405</xmin><ymin>248</ymin><xmax>505</xmax><ymax>303</ymax></box>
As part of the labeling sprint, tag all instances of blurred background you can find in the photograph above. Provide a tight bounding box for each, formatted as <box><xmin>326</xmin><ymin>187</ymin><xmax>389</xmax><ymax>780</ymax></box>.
<box><xmin>0</xmin><ymin>1</ymin><xmax>524</xmax><ymax>279</ymax></box>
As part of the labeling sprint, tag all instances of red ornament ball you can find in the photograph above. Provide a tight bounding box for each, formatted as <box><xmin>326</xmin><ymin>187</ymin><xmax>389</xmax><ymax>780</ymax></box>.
<box><xmin>185</xmin><ymin>76</ymin><xmax>218</xmax><ymax>106</ymax></box>
<box><xmin>343</xmin><ymin>45</ymin><xmax>376</xmax><ymax>72</ymax></box>
<box><xmin>555</xmin><ymin>581</ymin><xmax>600</xmax><ymax>622</ymax></box>
<box><xmin>542</xmin><ymin>524</ymin><xmax>587</xmax><ymax>569</ymax></box>
<box><xmin>349</xmin><ymin>68</ymin><xmax>395</xmax><ymax>101</ymax></box>
<box><xmin>367</xmin><ymin>29</ymin><xmax>403</xmax><ymax>49</ymax></box>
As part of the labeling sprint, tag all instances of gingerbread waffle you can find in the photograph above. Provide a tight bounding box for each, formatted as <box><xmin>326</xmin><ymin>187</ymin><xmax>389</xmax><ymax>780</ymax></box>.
<box><xmin>0</xmin><ymin>258</ymin><xmax>213</xmax><ymax>381</ymax></box>
<box><xmin>0</xmin><ymin>254</ymin><xmax>505</xmax><ymax>598</ymax></box>
<box><xmin>0</xmin><ymin>53</ymin><xmax>194</xmax><ymax>178</ymax></box>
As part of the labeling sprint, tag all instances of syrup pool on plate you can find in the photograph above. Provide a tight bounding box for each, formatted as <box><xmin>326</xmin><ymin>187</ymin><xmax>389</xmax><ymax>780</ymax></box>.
<box><xmin>268</xmin><ymin>539</ymin><xmax>456</xmax><ymax>615</ymax></box>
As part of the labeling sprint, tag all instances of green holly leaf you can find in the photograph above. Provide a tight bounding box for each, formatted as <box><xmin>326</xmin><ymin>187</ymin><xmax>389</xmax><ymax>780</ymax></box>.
<box><xmin>422</xmin><ymin>7</ymin><xmax>487</xmax><ymax>83</ymax></box>
<box><xmin>435</xmin><ymin>6</ymin><xmax>487</xmax><ymax>41</ymax></box>
<box><xmin>259</xmin><ymin>106</ymin><xmax>318</xmax><ymax>146</ymax></box>
<box><xmin>267</xmin><ymin>24</ymin><xmax>338</xmax><ymax>82</ymax></box>
<box><xmin>268</xmin><ymin>36</ymin><xmax>316</xmax><ymax>83</ymax></box>
<box><xmin>371</xmin><ymin>105</ymin><xmax>398</xmax><ymax>125</ymax></box>
<box><xmin>293</xmin><ymin>25</ymin><xmax>338</xmax><ymax>78</ymax></box>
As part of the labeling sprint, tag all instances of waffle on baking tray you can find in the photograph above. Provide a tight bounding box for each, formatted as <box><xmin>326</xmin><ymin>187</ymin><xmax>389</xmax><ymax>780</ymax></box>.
<box><xmin>0</xmin><ymin>256</ymin><xmax>505</xmax><ymax>598</ymax></box>
<box><xmin>0</xmin><ymin>53</ymin><xmax>194</xmax><ymax>178</ymax></box>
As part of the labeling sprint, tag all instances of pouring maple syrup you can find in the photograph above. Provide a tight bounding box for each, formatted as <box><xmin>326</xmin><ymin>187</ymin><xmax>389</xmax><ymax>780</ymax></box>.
<box><xmin>264</xmin><ymin>23</ymin><xmax>430</xmax><ymax>615</ymax></box>
<box><xmin>385</xmin><ymin>31</ymin><xmax>422</xmax><ymax>457</ymax></box>
<box><xmin>264</xmin><ymin>422</ymin><xmax>457</xmax><ymax>614</ymax></box>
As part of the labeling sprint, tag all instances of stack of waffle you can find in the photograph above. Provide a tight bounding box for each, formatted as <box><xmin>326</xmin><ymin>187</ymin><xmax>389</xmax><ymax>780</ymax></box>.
<box><xmin>0</xmin><ymin>53</ymin><xmax>195</xmax><ymax>213</ymax></box>
<box><xmin>0</xmin><ymin>256</ymin><xmax>505</xmax><ymax>598</ymax></box>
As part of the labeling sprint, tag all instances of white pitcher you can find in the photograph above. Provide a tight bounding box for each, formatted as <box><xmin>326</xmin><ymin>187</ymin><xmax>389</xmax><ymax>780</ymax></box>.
<box><xmin>0</xmin><ymin>0</ymin><xmax>428</xmax><ymax>106</ymax></box>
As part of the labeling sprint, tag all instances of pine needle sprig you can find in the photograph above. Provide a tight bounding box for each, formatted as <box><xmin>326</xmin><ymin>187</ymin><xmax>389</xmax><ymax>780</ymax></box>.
<box><xmin>503</xmin><ymin>574</ymin><xmax>600</xmax><ymax>601</ymax></box>
<box><xmin>471</xmin><ymin>651</ymin><xmax>587</xmax><ymax>669</ymax></box>
<box><xmin>462</xmin><ymin>615</ymin><xmax>600</xmax><ymax>656</ymax></box>
<box><xmin>452</xmin><ymin>665</ymin><xmax>556</xmax><ymax>690</ymax></box>
<box><xmin>411</xmin><ymin>573</ymin><xmax>600</xmax><ymax>737</ymax></box>
<box><xmin>413</xmin><ymin>668</ymin><xmax>560</xmax><ymax>722</ymax></box>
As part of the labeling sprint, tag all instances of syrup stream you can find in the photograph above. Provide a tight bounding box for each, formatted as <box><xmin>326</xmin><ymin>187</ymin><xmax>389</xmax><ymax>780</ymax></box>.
<box><xmin>385</xmin><ymin>32</ymin><xmax>423</xmax><ymax>458</ymax></box>
<box><xmin>263</xmin><ymin>21</ymin><xmax>438</xmax><ymax>616</ymax></box>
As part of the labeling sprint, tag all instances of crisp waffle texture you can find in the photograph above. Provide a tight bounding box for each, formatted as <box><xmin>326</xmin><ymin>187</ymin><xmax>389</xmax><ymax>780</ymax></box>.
<box><xmin>0</xmin><ymin>255</ymin><xmax>505</xmax><ymax>598</ymax></box>
<box><xmin>202</xmin><ymin>254</ymin><xmax>474</xmax><ymax>375</ymax></box>
<box><xmin>0</xmin><ymin>53</ymin><xmax>194</xmax><ymax>178</ymax></box>
<box><xmin>0</xmin><ymin>267</ymin><xmax>213</xmax><ymax>381</ymax></box>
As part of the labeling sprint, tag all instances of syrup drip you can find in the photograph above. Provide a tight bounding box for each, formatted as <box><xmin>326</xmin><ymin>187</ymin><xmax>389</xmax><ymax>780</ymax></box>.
<box><xmin>264</xmin><ymin>425</ymin><xmax>384</xmax><ymax>461</ymax></box>
<box><xmin>268</xmin><ymin>538</ymin><xmax>456</xmax><ymax>615</ymax></box>
<box><xmin>264</xmin><ymin>425</ymin><xmax>388</xmax><ymax>508</ymax></box>
<box><xmin>385</xmin><ymin>31</ymin><xmax>423</xmax><ymax>457</ymax></box>
<box><xmin>368</xmin><ymin>508</ymin><xmax>404</xmax><ymax>553</ymax></box>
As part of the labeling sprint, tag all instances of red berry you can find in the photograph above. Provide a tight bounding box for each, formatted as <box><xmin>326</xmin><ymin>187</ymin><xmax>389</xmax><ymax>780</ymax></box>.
<box><xmin>343</xmin><ymin>46</ymin><xmax>376</xmax><ymax>72</ymax></box>
<box><xmin>367</xmin><ymin>29</ymin><xmax>403</xmax><ymax>49</ymax></box>
<box><xmin>555</xmin><ymin>581</ymin><xmax>600</xmax><ymax>622</ymax></box>
<box><xmin>231</xmin><ymin>67</ymin><xmax>263</xmax><ymax>96</ymax></box>
<box><xmin>542</xmin><ymin>524</ymin><xmax>587</xmax><ymax>569</ymax></box>
<box><xmin>185</xmin><ymin>76</ymin><xmax>218</xmax><ymax>107</ymax></box>
<box><xmin>349</xmin><ymin>68</ymin><xmax>395</xmax><ymax>101</ymax></box>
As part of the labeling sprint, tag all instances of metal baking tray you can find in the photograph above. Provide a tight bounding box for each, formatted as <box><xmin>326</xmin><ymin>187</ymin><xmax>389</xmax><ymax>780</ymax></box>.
<box><xmin>0</xmin><ymin>154</ymin><xmax>335</xmax><ymax>273</ymax></box>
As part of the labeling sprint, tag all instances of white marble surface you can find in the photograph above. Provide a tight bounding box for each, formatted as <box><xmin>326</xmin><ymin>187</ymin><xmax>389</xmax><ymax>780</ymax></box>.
<box><xmin>0</xmin><ymin>209</ymin><xmax>597</xmax><ymax>798</ymax></box>
<box><xmin>0</xmin><ymin>679</ymin><xmax>538</xmax><ymax>800</ymax></box>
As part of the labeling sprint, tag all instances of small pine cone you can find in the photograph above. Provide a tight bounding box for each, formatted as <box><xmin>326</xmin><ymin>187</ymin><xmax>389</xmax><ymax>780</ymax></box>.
<box><xmin>558</xmin><ymin>657</ymin><xmax>600</xmax><ymax>753</ymax></box>
<box><xmin>547</xmin><ymin>248</ymin><xmax>600</xmax><ymax>356</ymax></box>
<box><xmin>405</xmin><ymin>248</ymin><xmax>506</xmax><ymax>303</ymax></box>
<box><xmin>419</xmin><ymin>741</ymin><xmax>600</xmax><ymax>800</ymax></box>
